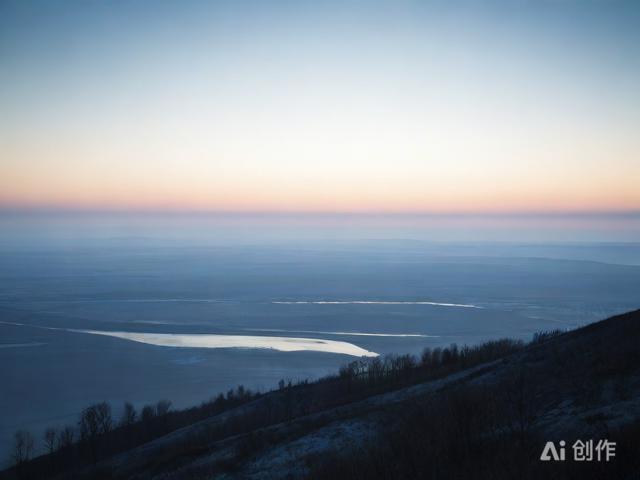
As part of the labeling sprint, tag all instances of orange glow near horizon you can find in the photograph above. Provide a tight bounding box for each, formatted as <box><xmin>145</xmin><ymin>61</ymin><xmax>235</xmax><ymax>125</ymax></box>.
<box><xmin>2</xmin><ymin>141</ymin><xmax>639</xmax><ymax>214</ymax></box>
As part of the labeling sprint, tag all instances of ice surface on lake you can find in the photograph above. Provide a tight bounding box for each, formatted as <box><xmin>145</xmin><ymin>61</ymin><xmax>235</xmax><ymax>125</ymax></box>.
<box><xmin>272</xmin><ymin>300</ymin><xmax>479</xmax><ymax>308</ymax></box>
<box><xmin>0</xmin><ymin>342</ymin><xmax>45</xmax><ymax>349</ymax></box>
<box><xmin>244</xmin><ymin>328</ymin><xmax>437</xmax><ymax>338</ymax></box>
<box><xmin>79</xmin><ymin>329</ymin><xmax>379</xmax><ymax>357</ymax></box>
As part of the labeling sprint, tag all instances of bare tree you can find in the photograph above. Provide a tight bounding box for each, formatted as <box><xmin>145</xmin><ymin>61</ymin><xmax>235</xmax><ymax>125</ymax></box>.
<box><xmin>57</xmin><ymin>426</ymin><xmax>75</xmax><ymax>450</ymax></box>
<box><xmin>44</xmin><ymin>427</ymin><xmax>57</xmax><ymax>455</ymax></box>
<box><xmin>96</xmin><ymin>402</ymin><xmax>113</xmax><ymax>434</ymax></box>
<box><xmin>79</xmin><ymin>402</ymin><xmax>112</xmax><ymax>462</ymax></box>
<box><xmin>12</xmin><ymin>430</ymin><xmax>35</xmax><ymax>466</ymax></box>
<box><xmin>141</xmin><ymin>404</ymin><xmax>156</xmax><ymax>422</ymax></box>
<box><xmin>420</xmin><ymin>347</ymin><xmax>432</xmax><ymax>368</ymax></box>
<box><xmin>156</xmin><ymin>399</ymin><xmax>172</xmax><ymax>416</ymax></box>
<box><xmin>120</xmin><ymin>402</ymin><xmax>137</xmax><ymax>427</ymax></box>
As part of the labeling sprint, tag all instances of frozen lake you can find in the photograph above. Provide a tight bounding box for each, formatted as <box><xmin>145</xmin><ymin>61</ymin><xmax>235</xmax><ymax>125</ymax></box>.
<box><xmin>1</xmin><ymin>216</ymin><xmax>639</xmax><ymax>464</ymax></box>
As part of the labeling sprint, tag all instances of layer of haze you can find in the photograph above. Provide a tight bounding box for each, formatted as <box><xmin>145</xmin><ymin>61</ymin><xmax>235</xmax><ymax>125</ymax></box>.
<box><xmin>1</xmin><ymin>0</ymin><xmax>639</xmax><ymax>214</ymax></box>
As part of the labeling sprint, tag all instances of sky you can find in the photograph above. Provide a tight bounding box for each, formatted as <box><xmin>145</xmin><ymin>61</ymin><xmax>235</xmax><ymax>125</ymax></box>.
<box><xmin>0</xmin><ymin>0</ymin><xmax>639</xmax><ymax>216</ymax></box>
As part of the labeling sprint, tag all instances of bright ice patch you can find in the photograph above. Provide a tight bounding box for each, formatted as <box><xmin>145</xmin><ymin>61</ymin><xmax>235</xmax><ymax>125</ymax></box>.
<box><xmin>272</xmin><ymin>300</ymin><xmax>479</xmax><ymax>308</ymax></box>
<box><xmin>77</xmin><ymin>330</ymin><xmax>379</xmax><ymax>357</ymax></box>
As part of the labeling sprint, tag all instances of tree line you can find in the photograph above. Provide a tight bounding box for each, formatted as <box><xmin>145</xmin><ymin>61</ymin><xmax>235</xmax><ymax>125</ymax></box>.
<box><xmin>7</xmin><ymin>387</ymin><xmax>259</xmax><ymax>479</ymax></box>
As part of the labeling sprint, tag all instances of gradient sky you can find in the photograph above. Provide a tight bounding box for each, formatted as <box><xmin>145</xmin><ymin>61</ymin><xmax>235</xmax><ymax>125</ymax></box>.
<box><xmin>1</xmin><ymin>0</ymin><xmax>639</xmax><ymax>214</ymax></box>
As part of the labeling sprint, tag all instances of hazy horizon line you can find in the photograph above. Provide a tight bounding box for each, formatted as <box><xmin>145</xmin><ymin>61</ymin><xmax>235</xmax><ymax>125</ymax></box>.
<box><xmin>2</xmin><ymin>206</ymin><xmax>640</xmax><ymax>218</ymax></box>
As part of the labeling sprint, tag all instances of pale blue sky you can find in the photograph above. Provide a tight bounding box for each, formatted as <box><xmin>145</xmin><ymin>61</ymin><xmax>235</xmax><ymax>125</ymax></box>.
<box><xmin>1</xmin><ymin>0</ymin><xmax>639</xmax><ymax>214</ymax></box>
